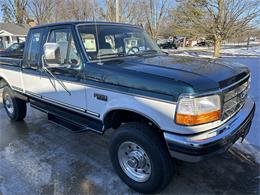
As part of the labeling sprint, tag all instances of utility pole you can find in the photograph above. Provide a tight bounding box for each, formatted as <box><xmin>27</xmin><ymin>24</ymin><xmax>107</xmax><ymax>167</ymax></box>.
<box><xmin>116</xmin><ymin>0</ymin><xmax>119</xmax><ymax>22</ymax></box>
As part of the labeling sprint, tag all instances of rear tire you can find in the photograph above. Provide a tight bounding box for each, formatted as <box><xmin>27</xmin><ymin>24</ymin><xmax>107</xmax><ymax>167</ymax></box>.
<box><xmin>109</xmin><ymin>122</ymin><xmax>174</xmax><ymax>193</ymax></box>
<box><xmin>3</xmin><ymin>86</ymin><xmax>27</xmax><ymax>121</ymax></box>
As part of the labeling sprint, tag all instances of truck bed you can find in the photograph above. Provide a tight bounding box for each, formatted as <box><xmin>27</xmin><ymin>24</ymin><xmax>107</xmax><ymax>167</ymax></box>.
<box><xmin>0</xmin><ymin>56</ymin><xmax>22</xmax><ymax>67</ymax></box>
<box><xmin>0</xmin><ymin>56</ymin><xmax>23</xmax><ymax>91</ymax></box>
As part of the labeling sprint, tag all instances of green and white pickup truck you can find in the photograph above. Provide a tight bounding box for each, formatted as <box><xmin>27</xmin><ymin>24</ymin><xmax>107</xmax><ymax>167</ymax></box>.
<box><xmin>0</xmin><ymin>21</ymin><xmax>255</xmax><ymax>193</ymax></box>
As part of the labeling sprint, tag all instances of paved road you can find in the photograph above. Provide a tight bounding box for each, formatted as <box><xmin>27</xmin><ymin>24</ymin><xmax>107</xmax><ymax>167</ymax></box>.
<box><xmin>0</xmin><ymin>57</ymin><xmax>259</xmax><ymax>194</ymax></box>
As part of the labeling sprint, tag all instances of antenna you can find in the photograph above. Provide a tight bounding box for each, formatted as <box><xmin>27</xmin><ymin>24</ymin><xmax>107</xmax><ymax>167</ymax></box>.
<box><xmin>92</xmin><ymin>0</ymin><xmax>103</xmax><ymax>65</ymax></box>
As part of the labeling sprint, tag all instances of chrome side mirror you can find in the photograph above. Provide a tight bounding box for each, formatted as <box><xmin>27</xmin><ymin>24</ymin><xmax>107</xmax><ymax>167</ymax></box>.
<box><xmin>43</xmin><ymin>43</ymin><xmax>61</xmax><ymax>67</ymax></box>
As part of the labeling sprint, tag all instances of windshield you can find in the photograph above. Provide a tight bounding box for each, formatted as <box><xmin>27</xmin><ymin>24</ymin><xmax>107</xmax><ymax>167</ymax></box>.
<box><xmin>77</xmin><ymin>25</ymin><xmax>161</xmax><ymax>61</ymax></box>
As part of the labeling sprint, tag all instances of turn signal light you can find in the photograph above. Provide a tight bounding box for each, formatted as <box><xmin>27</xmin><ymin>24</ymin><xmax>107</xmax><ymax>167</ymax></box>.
<box><xmin>176</xmin><ymin>110</ymin><xmax>221</xmax><ymax>125</ymax></box>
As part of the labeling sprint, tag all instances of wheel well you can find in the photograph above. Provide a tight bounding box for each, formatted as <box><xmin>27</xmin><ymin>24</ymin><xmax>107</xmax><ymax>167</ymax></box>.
<box><xmin>103</xmin><ymin>109</ymin><xmax>161</xmax><ymax>131</ymax></box>
<box><xmin>0</xmin><ymin>77</ymin><xmax>27</xmax><ymax>102</ymax></box>
<box><xmin>0</xmin><ymin>77</ymin><xmax>8</xmax><ymax>89</ymax></box>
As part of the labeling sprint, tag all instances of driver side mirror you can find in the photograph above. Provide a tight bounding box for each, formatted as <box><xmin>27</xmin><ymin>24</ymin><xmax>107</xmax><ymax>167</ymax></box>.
<box><xmin>43</xmin><ymin>43</ymin><xmax>61</xmax><ymax>67</ymax></box>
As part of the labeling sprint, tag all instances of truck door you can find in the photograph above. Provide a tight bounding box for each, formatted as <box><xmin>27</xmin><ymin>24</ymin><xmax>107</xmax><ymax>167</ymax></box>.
<box><xmin>22</xmin><ymin>27</ymin><xmax>87</xmax><ymax>111</ymax></box>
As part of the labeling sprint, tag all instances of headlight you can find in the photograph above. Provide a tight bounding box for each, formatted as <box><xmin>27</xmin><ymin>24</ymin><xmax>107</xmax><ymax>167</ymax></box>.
<box><xmin>176</xmin><ymin>94</ymin><xmax>221</xmax><ymax>125</ymax></box>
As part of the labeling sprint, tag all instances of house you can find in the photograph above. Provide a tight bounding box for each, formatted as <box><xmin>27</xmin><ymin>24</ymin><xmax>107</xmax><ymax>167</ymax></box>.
<box><xmin>0</xmin><ymin>23</ymin><xmax>29</xmax><ymax>50</ymax></box>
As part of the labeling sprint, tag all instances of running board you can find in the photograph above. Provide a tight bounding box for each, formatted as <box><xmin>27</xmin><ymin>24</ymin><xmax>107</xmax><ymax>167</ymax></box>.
<box><xmin>48</xmin><ymin>113</ymin><xmax>94</xmax><ymax>133</ymax></box>
<box><xmin>30</xmin><ymin>100</ymin><xmax>104</xmax><ymax>134</ymax></box>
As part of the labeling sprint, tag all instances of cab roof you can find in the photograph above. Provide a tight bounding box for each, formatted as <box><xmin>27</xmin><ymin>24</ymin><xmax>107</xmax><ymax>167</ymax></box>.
<box><xmin>30</xmin><ymin>21</ymin><xmax>141</xmax><ymax>30</ymax></box>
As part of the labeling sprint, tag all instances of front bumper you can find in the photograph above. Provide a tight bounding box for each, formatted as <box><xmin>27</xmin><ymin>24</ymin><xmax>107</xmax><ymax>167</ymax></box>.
<box><xmin>164</xmin><ymin>97</ymin><xmax>255</xmax><ymax>162</ymax></box>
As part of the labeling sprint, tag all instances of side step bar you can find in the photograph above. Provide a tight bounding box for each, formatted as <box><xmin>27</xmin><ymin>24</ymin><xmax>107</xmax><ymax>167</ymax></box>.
<box><xmin>30</xmin><ymin>99</ymin><xmax>104</xmax><ymax>134</ymax></box>
<box><xmin>47</xmin><ymin>113</ymin><xmax>102</xmax><ymax>134</ymax></box>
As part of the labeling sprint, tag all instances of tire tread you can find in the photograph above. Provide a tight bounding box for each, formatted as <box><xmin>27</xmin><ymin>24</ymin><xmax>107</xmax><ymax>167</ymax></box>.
<box><xmin>110</xmin><ymin>122</ymin><xmax>174</xmax><ymax>193</ymax></box>
<box><xmin>3</xmin><ymin>86</ymin><xmax>27</xmax><ymax>121</ymax></box>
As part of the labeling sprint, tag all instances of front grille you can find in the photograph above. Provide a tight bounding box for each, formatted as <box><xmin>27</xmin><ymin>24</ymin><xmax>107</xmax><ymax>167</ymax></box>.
<box><xmin>222</xmin><ymin>78</ymin><xmax>249</xmax><ymax>120</ymax></box>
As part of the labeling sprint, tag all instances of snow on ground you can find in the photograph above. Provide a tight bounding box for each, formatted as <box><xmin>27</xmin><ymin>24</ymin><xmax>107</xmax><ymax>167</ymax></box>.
<box><xmin>164</xmin><ymin>44</ymin><xmax>260</xmax><ymax>58</ymax></box>
<box><xmin>221</xmin><ymin>46</ymin><xmax>260</xmax><ymax>56</ymax></box>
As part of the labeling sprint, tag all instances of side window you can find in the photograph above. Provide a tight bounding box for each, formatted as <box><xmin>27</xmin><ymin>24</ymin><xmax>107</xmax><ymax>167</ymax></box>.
<box><xmin>47</xmin><ymin>28</ymin><xmax>81</xmax><ymax>70</ymax></box>
<box><xmin>81</xmin><ymin>34</ymin><xmax>96</xmax><ymax>52</ymax></box>
<box><xmin>79</xmin><ymin>33</ymin><xmax>97</xmax><ymax>60</ymax></box>
<box><xmin>25</xmin><ymin>31</ymin><xmax>42</xmax><ymax>69</ymax></box>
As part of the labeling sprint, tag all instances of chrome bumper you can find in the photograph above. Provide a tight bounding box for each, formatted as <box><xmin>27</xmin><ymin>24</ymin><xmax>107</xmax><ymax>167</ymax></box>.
<box><xmin>164</xmin><ymin>97</ymin><xmax>255</xmax><ymax>162</ymax></box>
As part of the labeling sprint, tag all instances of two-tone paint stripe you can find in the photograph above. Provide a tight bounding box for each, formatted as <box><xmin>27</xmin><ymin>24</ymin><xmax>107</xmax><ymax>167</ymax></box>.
<box><xmin>15</xmin><ymin>88</ymin><xmax>101</xmax><ymax>119</ymax></box>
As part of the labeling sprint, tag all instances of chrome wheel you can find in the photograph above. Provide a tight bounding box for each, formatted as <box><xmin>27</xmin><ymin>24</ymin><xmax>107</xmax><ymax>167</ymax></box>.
<box><xmin>118</xmin><ymin>141</ymin><xmax>151</xmax><ymax>182</ymax></box>
<box><xmin>4</xmin><ymin>94</ymin><xmax>14</xmax><ymax>114</ymax></box>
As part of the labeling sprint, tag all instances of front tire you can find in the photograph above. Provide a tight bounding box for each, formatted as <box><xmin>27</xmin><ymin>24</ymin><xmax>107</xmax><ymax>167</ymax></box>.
<box><xmin>109</xmin><ymin>122</ymin><xmax>174</xmax><ymax>193</ymax></box>
<box><xmin>3</xmin><ymin>86</ymin><xmax>27</xmax><ymax>121</ymax></box>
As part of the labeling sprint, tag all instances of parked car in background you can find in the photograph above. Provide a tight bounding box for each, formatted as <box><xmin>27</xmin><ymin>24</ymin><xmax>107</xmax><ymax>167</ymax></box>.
<box><xmin>0</xmin><ymin>42</ymin><xmax>25</xmax><ymax>58</ymax></box>
<box><xmin>195</xmin><ymin>40</ymin><xmax>214</xmax><ymax>47</ymax></box>
<box><xmin>157</xmin><ymin>39</ymin><xmax>178</xmax><ymax>49</ymax></box>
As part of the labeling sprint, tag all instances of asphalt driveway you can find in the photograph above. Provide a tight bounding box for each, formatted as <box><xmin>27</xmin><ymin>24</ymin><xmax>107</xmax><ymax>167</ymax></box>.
<box><xmin>0</xmin><ymin>57</ymin><xmax>259</xmax><ymax>195</ymax></box>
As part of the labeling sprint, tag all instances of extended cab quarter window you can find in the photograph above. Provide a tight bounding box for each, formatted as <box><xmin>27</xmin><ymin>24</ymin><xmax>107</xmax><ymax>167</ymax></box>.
<box><xmin>25</xmin><ymin>31</ymin><xmax>42</xmax><ymax>69</ymax></box>
<box><xmin>46</xmin><ymin>28</ymin><xmax>82</xmax><ymax>74</ymax></box>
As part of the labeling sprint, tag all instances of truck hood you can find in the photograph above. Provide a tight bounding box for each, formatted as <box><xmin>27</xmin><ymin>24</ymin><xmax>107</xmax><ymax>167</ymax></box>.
<box><xmin>117</xmin><ymin>55</ymin><xmax>249</xmax><ymax>90</ymax></box>
<box><xmin>86</xmin><ymin>55</ymin><xmax>249</xmax><ymax>101</ymax></box>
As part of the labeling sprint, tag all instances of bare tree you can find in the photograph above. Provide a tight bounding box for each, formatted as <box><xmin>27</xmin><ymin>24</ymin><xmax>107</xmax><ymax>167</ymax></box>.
<box><xmin>173</xmin><ymin>0</ymin><xmax>260</xmax><ymax>57</ymax></box>
<box><xmin>98</xmin><ymin>0</ymin><xmax>117</xmax><ymax>21</ymax></box>
<box><xmin>1</xmin><ymin>0</ymin><xmax>28</xmax><ymax>24</ymax></box>
<box><xmin>118</xmin><ymin>0</ymin><xmax>146</xmax><ymax>24</ymax></box>
<box><xmin>66</xmin><ymin>0</ymin><xmax>94</xmax><ymax>20</ymax></box>
<box><xmin>27</xmin><ymin>0</ymin><xmax>55</xmax><ymax>24</ymax></box>
<box><xmin>97</xmin><ymin>0</ymin><xmax>169</xmax><ymax>38</ymax></box>
<box><xmin>98</xmin><ymin>0</ymin><xmax>146</xmax><ymax>24</ymax></box>
<box><xmin>53</xmin><ymin>0</ymin><xmax>68</xmax><ymax>22</ymax></box>
<box><xmin>142</xmin><ymin>0</ymin><xmax>170</xmax><ymax>39</ymax></box>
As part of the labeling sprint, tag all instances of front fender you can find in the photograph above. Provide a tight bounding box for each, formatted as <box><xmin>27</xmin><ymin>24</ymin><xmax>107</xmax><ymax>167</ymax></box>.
<box><xmin>102</xmin><ymin>95</ymin><xmax>176</xmax><ymax>131</ymax></box>
<box><xmin>86</xmin><ymin>86</ymin><xmax>176</xmax><ymax>132</ymax></box>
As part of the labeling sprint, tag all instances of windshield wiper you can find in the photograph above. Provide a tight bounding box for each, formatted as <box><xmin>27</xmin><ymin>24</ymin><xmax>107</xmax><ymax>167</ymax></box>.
<box><xmin>135</xmin><ymin>49</ymin><xmax>160</xmax><ymax>56</ymax></box>
<box><xmin>41</xmin><ymin>56</ymin><xmax>71</xmax><ymax>95</ymax></box>
<box><xmin>98</xmin><ymin>52</ymin><xmax>126</xmax><ymax>58</ymax></box>
<box><xmin>43</xmin><ymin>66</ymin><xmax>71</xmax><ymax>95</ymax></box>
<box><xmin>95</xmin><ymin>50</ymin><xmax>160</xmax><ymax>59</ymax></box>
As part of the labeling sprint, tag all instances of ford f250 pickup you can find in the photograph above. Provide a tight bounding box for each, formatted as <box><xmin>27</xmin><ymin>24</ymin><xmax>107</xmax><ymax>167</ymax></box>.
<box><xmin>0</xmin><ymin>22</ymin><xmax>255</xmax><ymax>193</ymax></box>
